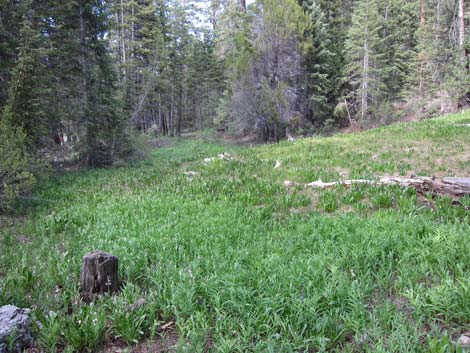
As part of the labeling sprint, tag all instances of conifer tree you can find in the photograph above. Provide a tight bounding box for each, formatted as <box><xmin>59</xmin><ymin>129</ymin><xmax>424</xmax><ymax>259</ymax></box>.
<box><xmin>300</xmin><ymin>0</ymin><xmax>355</xmax><ymax>116</ymax></box>
<box><xmin>302</xmin><ymin>2</ymin><xmax>336</xmax><ymax>126</ymax></box>
<box><xmin>411</xmin><ymin>0</ymin><xmax>469</xmax><ymax>112</ymax></box>
<box><xmin>345</xmin><ymin>0</ymin><xmax>385</xmax><ymax>124</ymax></box>
<box><xmin>0</xmin><ymin>109</ymin><xmax>37</xmax><ymax>210</ymax></box>
<box><xmin>4</xmin><ymin>0</ymin><xmax>58</xmax><ymax>145</ymax></box>
<box><xmin>0</xmin><ymin>0</ymin><xmax>24</xmax><ymax>109</ymax></box>
<box><xmin>379</xmin><ymin>0</ymin><xmax>418</xmax><ymax>100</ymax></box>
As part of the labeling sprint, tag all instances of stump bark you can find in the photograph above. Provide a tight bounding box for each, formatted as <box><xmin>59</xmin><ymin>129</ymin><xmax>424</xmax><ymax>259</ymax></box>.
<box><xmin>80</xmin><ymin>251</ymin><xmax>119</xmax><ymax>298</ymax></box>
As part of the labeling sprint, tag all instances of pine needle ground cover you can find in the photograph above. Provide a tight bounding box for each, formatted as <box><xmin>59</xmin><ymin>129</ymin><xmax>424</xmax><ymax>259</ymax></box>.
<box><xmin>1</xmin><ymin>112</ymin><xmax>470</xmax><ymax>352</ymax></box>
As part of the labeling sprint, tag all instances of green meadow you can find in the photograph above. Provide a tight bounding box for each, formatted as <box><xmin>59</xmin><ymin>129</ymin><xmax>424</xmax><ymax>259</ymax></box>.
<box><xmin>1</xmin><ymin>112</ymin><xmax>470</xmax><ymax>352</ymax></box>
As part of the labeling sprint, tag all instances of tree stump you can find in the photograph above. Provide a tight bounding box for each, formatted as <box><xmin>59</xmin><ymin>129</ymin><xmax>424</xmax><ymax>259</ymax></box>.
<box><xmin>80</xmin><ymin>251</ymin><xmax>119</xmax><ymax>298</ymax></box>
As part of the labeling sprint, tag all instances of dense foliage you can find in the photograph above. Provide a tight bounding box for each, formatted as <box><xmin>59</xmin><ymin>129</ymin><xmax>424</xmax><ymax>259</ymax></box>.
<box><xmin>1</xmin><ymin>112</ymin><xmax>469</xmax><ymax>352</ymax></box>
<box><xmin>0</xmin><ymin>0</ymin><xmax>469</xmax><ymax>201</ymax></box>
<box><xmin>0</xmin><ymin>110</ymin><xmax>37</xmax><ymax>210</ymax></box>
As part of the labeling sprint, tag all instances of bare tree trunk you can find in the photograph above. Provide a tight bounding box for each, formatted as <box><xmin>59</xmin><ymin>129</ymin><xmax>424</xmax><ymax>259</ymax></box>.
<box><xmin>129</xmin><ymin>0</ymin><xmax>135</xmax><ymax>94</ymax></box>
<box><xmin>121</xmin><ymin>0</ymin><xmax>126</xmax><ymax>70</ymax></box>
<box><xmin>240</xmin><ymin>0</ymin><xmax>246</xmax><ymax>12</ymax></box>
<box><xmin>79</xmin><ymin>2</ymin><xmax>93</xmax><ymax>164</ymax></box>
<box><xmin>458</xmin><ymin>0</ymin><xmax>465</xmax><ymax>63</ymax></box>
<box><xmin>131</xmin><ymin>1</ymin><xmax>135</xmax><ymax>56</ymax></box>
<box><xmin>199</xmin><ymin>101</ymin><xmax>204</xmax><ymax>131</ymax></box>
<box><xmin>176</xmin><ymin>106</ymin><xmax>182</xmax><ymax>136</ymax></box>
<box><xmin>79</xmin><ymin>3</ymin><xmax>89</xmax><ymax>111</ymax></box>
<box><xmin>419</xmin><ymin>0</ymin><xmax>426</xmax><ymax>97</ymax></box>
<box><xmin>170</xmin><ymin>93</ymin><xmax>174</xmax><ymax>137</ymax></box>
<box><xmin>209</xmin><ymin>1</ymin><xmax>218</xmax><ymax>30</ymax></box>
<box><xmin>176</xmin><ymin>91</ymin><xmax>182</xmax><ymax>136</ymax></box>
<box><xmin>143</xmin><ymin>111</ymin><xmax>147</xmax><ymax>131</ymax></box>
<box><xmin>162</xmin><ymin>110</ymin><xmax>168</xmax><ymax>135</ymax></box>
<box><xmin>158</xmin><ymin>94</ymin><xmax>166</xmax><ymax>135</ymax></box>
<box><xmin>151</xmin><ymin>108</ymin><xmax>156</xmax><ymax>127</ymax></box>
<box><xmin>383</xmin><ymin>5</ymin><xmax>389</xmax><ymax>38</ymax></box>
<box><xmin>361</xmin><ymin>24</ymin><xmax>369</xmax><ymax>125</ymax></box>
<box><xmin>420</xmin><ymin>0</ymin><xmax>426</xmax><ymax>26</ymax></box>
<box><xmin>196</xmin><ymin>89</ymin><xmax>203</xmax><ymax>132</ymax></box>
<box><xmin>345</xmin><ymin>99</ymin><xmax>357</xmax><ymax>131</ymax></box>
<box><xmin>130</xmin><ymin>80</ymin><xmax>153</xmax><ymax>124</ymax></box>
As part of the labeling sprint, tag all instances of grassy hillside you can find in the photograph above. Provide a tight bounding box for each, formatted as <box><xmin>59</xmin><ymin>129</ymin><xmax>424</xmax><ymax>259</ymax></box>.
<box><xmin>1</xmin><ymin>112</ymin><xmax>469</xmax><ymax>352</ymax></box>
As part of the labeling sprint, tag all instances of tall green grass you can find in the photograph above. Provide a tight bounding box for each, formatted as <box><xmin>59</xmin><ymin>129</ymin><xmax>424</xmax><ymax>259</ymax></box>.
<box><xmin>1</xmin><ymin>113</ymin><xmax>469</xmax><ymax>352</ymax></box>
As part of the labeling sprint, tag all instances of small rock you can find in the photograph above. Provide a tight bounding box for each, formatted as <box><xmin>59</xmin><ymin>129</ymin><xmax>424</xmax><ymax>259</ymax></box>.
<box><xmin>0</xmin><ymin>305</ymin><xmax>33</xmax><ymax>353</ymax></box>
<box><xmin>458</xmin><ymin>335</ymin><xmax>470</xmax><ymax>347</ymax></box>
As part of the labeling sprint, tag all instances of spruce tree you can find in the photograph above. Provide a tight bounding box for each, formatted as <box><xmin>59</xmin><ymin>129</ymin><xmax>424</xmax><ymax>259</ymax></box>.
<box><xmin>345</xmin><ymin>0</ymin><xmax>385</xmax><ymax>124</ymax></box>
<box><xmin>0</xmin><ymin>0</ymin><xmax>24</xmax><ymax>109</ymax></box>
<box><xmin>379</xmin><ymin>0</ymin><xmax>418</xmax><ymax>101</ymax></box>
<box><xmin>410</xmin><ymin>0</ymin><xmax>469</xmax><ymax>113</ymax></box>
<box><xmin>0</xmin><ymin>109</ymin><xmax>37</xmax><ymax>210</ymax></box>
<box><xmin>302</xmin><ymin>2</ymin><xmax>336</xmax><ymax>126</ymax></box>
<box><xmin>4</xmin><ymin>0</ymin><xmax>58</xmax><ymax>146</ymax></box>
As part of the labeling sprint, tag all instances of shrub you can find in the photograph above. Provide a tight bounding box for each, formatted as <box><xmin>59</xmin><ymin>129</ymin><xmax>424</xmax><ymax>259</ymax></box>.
<box><xmin>0</xmin><ymin>110</ymin><xmax>37</xmax><ymax>210</ymax></box>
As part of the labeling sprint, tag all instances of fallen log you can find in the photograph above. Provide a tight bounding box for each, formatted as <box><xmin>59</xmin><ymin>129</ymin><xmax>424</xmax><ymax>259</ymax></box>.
<box><xmin>305</xmin><ymin>179</ymin><xmax>374</xmax><ymax>188</ymax></box>
<box><xmin>285</xmin><ymin>176</ymin><xmax>470</xmax><ymax>204</ymax></box>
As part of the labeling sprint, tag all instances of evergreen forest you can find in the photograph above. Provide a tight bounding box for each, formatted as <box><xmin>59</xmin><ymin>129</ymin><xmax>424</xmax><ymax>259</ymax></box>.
<box><xmin>0</xmin><ymin>1</ymin><xmax>470</xmax><ymax>352</ymax></box>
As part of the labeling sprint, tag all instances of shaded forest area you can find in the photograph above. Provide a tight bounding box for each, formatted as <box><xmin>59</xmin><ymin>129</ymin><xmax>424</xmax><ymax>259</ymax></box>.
<box><xmin>0</xmin><ymin>0</ymin><xmax>469</xmax><ymax>208</ymax></box>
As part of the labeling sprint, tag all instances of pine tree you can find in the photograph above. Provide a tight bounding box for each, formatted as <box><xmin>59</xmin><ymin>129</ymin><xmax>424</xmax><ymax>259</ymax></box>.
<box><xmin>0</xmin><ymin>0</ymin><xmax>24</xmax><ymax>109</ymax></box>
<box><xmin>345</xmin><ymin>0</ymin><xmax>385</xmax><ymax>124</ymax></box>
<box><xmin>43</xmin><ymin>0</ymin><xmax>130</xmax><ymax>165</ymax></box>
<box><xmin>302</xmin><ymin>2</ymin><xmax>336</xmax><ymax>126</ymax></box>
<box><xmin>0</xmin><ymin>109</ymin><xmax>37</xmax><ymax>210</ymax></box>
<box><xmin>411</xmin><ymin>0</ymin><xmax>469</xmax><ymax>113</ymax></box>
<box><xmin>4</xmin><ymin>0</ymin><xmax>58</xmax><ymax>145</ymax></box>
<box><xmin>300</xmin><ymin>0</ymin><xmax>355</xmax><ymax>118</ymax></box>
<box><xmin>379</xmin><ymin>0</ymin><xmax>418</xmax><ymax>100</ymax></box>
<box><xmin>80</xmin><ymin>0</ymin><xmax>129</xmax><ymax>166</ymax></box>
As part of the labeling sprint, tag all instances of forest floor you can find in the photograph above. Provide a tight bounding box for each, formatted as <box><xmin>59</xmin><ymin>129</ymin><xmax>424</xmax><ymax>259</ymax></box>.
<box><xmin>1</xmin><ymin>111</ymin><xmax>470</xmax><ymax>352</ymax></box>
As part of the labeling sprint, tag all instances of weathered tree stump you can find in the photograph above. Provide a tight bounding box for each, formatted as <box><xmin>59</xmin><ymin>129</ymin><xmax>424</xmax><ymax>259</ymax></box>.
<box><xmin>80</xmin><ymin>251</ymin><xmax>119</xmax><ymax>298</ymax></box>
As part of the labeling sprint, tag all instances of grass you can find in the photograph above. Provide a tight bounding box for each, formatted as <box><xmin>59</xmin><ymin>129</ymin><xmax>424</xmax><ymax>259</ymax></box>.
<box><xmin>1</xmin><ymin>112</ymin><xmax>470</xmax><ymax>352</ymax></box>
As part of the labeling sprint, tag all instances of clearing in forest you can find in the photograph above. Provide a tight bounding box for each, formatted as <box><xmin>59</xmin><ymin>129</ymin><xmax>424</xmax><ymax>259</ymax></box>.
<box><xmin>1</xmin><ymin>112</ymin><xmax>470</xmax><ymax>352</ymax></box>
